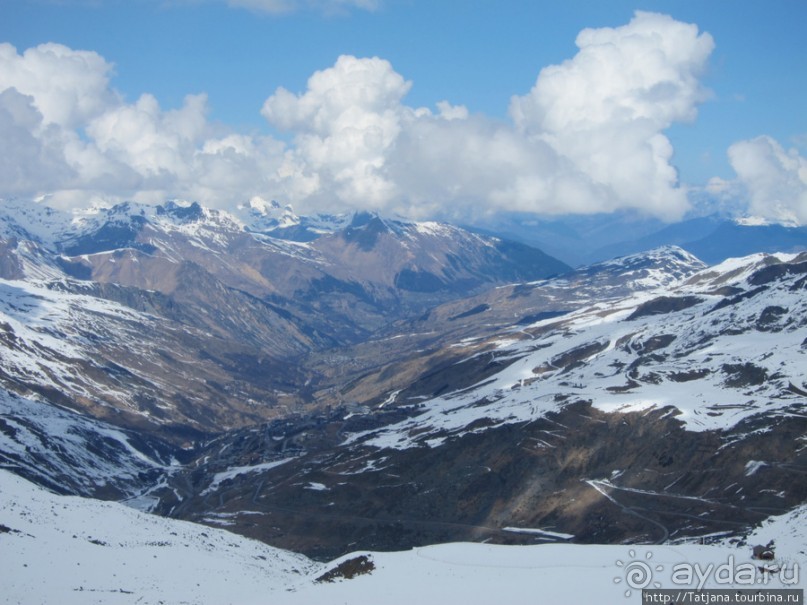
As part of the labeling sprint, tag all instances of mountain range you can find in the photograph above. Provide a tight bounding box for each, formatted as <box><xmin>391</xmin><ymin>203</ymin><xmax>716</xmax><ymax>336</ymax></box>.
<box><xmin>0</xmin><ymin>197</ymin><xmax>805</xmax><ymax>602</ymax></box>
<box><xmin>477</xmin><ymin>210</ymin><xmax>807</xmax><ymax>265</ymax></box>
<box><xmin>0</xmin><ymin>198</ymin><xmax>568</xmax><ymax>438</ymax></box>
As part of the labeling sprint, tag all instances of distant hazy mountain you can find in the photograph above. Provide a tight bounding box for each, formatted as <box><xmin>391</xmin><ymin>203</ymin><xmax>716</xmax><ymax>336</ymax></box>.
<box><xmin>476</xmin><ymin>212</ymin><xmax>807</xmax><ymax>266</ymax></box>
<box><xmin>683</xmin><ymin>221</ymin><xmax>807</xmax><ymax>263</ymax></box>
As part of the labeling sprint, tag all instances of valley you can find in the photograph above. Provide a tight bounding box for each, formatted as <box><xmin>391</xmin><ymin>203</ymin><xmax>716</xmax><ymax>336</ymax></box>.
<box><xmin>0</xmin><ymin>198</ymin><xmax>805</xmax><ymax>601</ymax></box>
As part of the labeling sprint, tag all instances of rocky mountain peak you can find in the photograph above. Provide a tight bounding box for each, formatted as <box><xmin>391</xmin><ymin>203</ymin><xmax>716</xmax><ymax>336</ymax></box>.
<box><xmin>340</xmin><ymin>211</ymin><xmax>402</xmax><ymax>250</ymax></box>
<box><xmin>157</xmin><ymin>200</ymin><xmax>205</xmax><ymax>222</ymax></box>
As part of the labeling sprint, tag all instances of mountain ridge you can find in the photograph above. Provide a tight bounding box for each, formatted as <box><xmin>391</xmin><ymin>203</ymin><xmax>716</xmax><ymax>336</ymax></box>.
<box><xmin>471</xmin><ymin>211</ymin><xmax>807</xmax><ymax>266</ymax></box>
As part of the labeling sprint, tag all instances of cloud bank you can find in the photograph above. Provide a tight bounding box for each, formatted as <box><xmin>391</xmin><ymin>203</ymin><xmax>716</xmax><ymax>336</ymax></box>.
<box><xmin>0</xmin><ymin>12</ymin><xmax>802</xmax><ymax>224</ymax></box>
<box><xmin>727</xmin><ymin>136</ymin><xmax>807</xmax><ymax>225</ymax></box>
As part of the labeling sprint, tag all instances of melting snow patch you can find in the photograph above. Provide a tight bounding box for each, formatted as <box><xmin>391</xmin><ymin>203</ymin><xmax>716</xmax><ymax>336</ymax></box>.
<box><xmin>201</xmin><ymin>457</ymin><xmax>295</xmax><ymax>495</ymax></box>
<box><xmin>502</xmin><ymin>527</ymin><xmax>575</xmax><ymax>540</ymax></box>
<box><xmin>744</xmin><ymin>460</ymin><xmax>768</xmax><ymax>476</ymax></box>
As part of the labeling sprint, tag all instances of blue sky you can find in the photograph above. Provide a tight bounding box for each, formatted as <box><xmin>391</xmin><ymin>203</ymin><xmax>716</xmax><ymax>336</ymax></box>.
<box><xmin>1</xmin><ymin>0</ymin><xmax>806</xmax><ymax>224</ymax></box>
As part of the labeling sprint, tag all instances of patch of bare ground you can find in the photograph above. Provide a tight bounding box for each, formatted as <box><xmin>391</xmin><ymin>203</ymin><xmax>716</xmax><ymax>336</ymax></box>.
<box><xmin>315</xmin><ymin>555</ymin><xmax>375</xmax><ymax>583</ymax></box>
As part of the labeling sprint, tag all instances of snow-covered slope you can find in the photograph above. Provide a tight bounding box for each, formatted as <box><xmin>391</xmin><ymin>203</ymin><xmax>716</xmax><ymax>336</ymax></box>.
<box><xmin>1</xmin><ymin>469</ymin><xmax>803</xmax><ymax>605</ymax></box>
<box><xmin>0</xmin><ymin>278</ymin><xmax>159</xmax><ymax>407</ymax></box>
<box><xmin>0</xmin><ymin>391</ymin><xmax>170</xmax><ymax>498</ymax></box>
<box><xmin>0</xmin><ymin>469</ymin><xmax>314</xmax><ymax>605</ymax></box>
<box><xmin>356</xmin><ymin>251</ymin><xmax>807</xmax><ymax>447</ymax></box>
<box><xmin>0</xmin><ymin>276</ymin><xmax>305</xmax><ymax>433</ymax></box>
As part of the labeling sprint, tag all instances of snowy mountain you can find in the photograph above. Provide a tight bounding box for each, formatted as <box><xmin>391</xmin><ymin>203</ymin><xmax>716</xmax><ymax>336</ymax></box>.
<box><xmin>235</xmin><ymin>196</ymin><xmax>353</xmax><ymax>241</ymax></box>
<box><xmin>0</xmin><ymin>390</ymin><xmax>177</xmax><ymax>502</ymax></box>
<box><xmin>0</xmin><ymin>276</ymin><xmax>312</xmax><ymax>437</ymax></box>
<box><xmin>153</xmin><ymin>249</ymin><xmax>807</xmax><ymax>558</ymax></box>
<box><xmin>1</xmin><ymin>196</ymin><xmax>806</xmax><ymax>602</ymax></box>
<box><xmin>1</xmin><ymin>198</ymin><xmax>569</xmax><ymax>338</ymax></box>
<box><xmin>0</xmin><ymin>198</ymin><xmax>568</xmax><ymax>436</ymax></box>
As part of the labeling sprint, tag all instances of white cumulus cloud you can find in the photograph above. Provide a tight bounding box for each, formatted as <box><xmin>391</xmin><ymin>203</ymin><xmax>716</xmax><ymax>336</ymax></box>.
<box><xmin>0</xmin><ymin>42</ymin><xmax>117</xmax><ymax>129</ymax></box>
<box><xmin>509</xmin><ymin>11</ymin><xmax>714</xmax><ymax>220</ymax></box>
<box><xmin>1</xmin><ymin>12</ymin><xmax>727</xmax><ymax>223</ymax></box>
<box><xmin>262</xmin><ymin>55</ymin><xmax>410</xmax><ymax>208</ymax></box>
<box><xmin>0</xmin><ymin>42</ymin><xmax>286</xmax><ymax>209</ymax></box>
<box><xmin>86</xmin><ymin>93</ymin><xmax>208</xmax><ymax>181</ymax></box>
<box><xmin>728</xmin><ymin>136</ymin><xmax>807</xmax><ymax>225</ymax></box>
<box><xmin>0</xmin><ymin>88</ymin><xmax>75</xmax><ymax>195</ymax></box>
<box><xmin>259</xmin><ymin>12</ymin><xmax>715</xmax><ymax>220</ymax></box>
